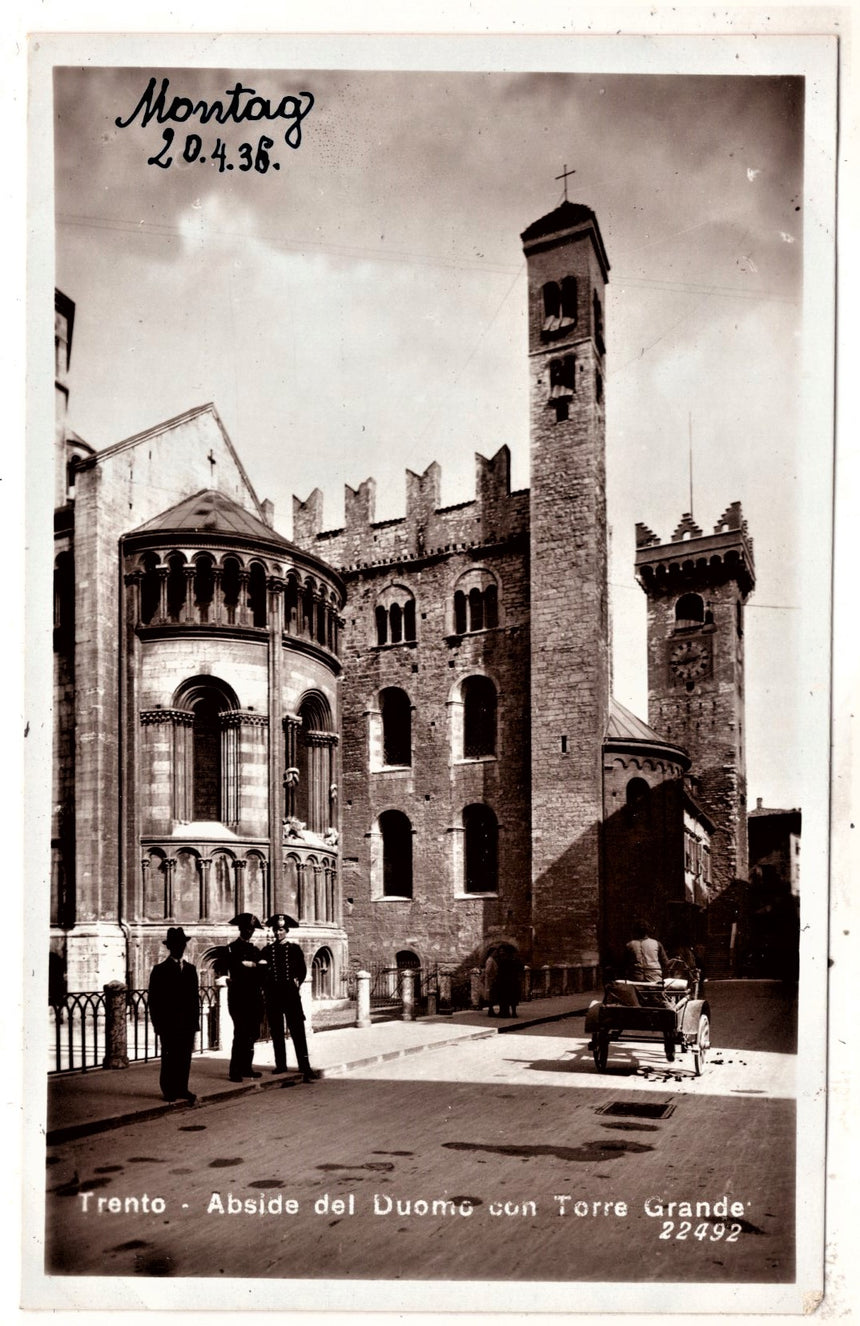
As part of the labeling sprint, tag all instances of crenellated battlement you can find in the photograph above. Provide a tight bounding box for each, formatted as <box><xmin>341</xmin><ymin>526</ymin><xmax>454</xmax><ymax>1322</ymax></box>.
<box><xmin>634</xmin><ymin>503</ymin><xmax>755</xmax><ymax>596</ymax></box>
<box><xmin>292</xmin><ymin>446</ymin><xmax>528</xmax><ymax>573</ymax></box>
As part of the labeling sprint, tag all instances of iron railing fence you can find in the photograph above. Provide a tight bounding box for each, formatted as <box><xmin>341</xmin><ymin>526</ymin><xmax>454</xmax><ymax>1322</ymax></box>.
<box><xmin>49</xmin><ymin>981</ymin><xmax>220</xmax><ymax>1074</ymax></box>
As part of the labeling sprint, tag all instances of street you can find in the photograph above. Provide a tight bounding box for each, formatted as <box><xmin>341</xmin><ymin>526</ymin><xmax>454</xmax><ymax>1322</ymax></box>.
<box><xmin>45</xmin><ymin>982</ymin><xmax>796</xmax><ymax>1283</ymax></box>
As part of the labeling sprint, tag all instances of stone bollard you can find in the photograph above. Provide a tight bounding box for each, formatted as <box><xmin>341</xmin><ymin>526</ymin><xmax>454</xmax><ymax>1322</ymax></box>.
<box><xmin>216</xmin><ymin>977</ymin><xmax>231</xmax><ymax>1054</ymax></box>
<box><xmin>103</xmin><ymin>981</ymin><xmax>129</xmax><ymax>1069</ymax></box>
<box><xmin>470</xmin><ymin>968</ymin><xmax>483</xmax><ymax>1009</ymax></box>
<box><xmin>401</xmin><ymin>968</ymin><xmax>415</xmax><ymax>1022</ymax></box>
<box><xmin>542</xmin><ymin>964</ymin><xmax>551</xmax><ymax>997</ymax></box>
<box><xmin>355</xmin><ymin>970</ymin><xmax>371</xmax><ymax>1028</ymax></box>
<box><xmin>560</xmin><ymin>964</ymin><xmax>570</xmax><ymax>995</ymax></box>
<box><xmin>522</xmin><ymin>965</ymin><xmax>531</xmax><ymax>1001</ymax></box>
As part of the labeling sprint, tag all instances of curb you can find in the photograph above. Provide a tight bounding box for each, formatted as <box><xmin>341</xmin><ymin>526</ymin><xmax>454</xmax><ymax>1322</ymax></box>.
<box><xmin>47</xmin><ymin>1008</ymin><xmax>587</xmax><ymax>1146</ymax></box>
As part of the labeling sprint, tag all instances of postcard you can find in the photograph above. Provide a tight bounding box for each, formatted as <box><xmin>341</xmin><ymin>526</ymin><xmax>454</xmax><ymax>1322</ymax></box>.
<box><xmin>21</xmin><ymin>21</ymin><xmax>840</xmax><ymax>1318</ymax></box>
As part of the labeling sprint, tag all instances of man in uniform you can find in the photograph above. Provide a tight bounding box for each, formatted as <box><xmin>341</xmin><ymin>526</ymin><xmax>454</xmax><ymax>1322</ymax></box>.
<box><xmin>148</xmin><ymin>926</ymin><xmax>199</xmax><ymax>1104</ymax></box>
<box><xmin>226</xmin><ymin>913</ymin><xmax>265</xmax><ymax>1082</ymax></box>
<box><xmin>261</xmin><ymin>914</ymin><xmax>320</xmax><ymax>1083</ymax></box>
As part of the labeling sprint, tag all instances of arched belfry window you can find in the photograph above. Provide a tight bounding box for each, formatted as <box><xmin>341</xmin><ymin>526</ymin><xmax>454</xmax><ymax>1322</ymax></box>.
<box><xmin>463</xmin><ymin>803</ymin><xmax>498</xmax><ymax>894</ymax></box>
<box><xmin>380</xmin><ymin>687</ymin><xmax>411</xmax><ymax>767</ymax></box>
<box><xmin>171</xmin><ymin>676</ymin><xmax>240</xmax><ymax>825</ymax></box>
<box><xmin>541</xmin><ymin>276</ymin><xmax>577</xmax><ymax>339</ymax></box>
<box><xmin>675</xmin><ymin>593</ymin><xmax>705</xmax><ymax>631</ymax></box>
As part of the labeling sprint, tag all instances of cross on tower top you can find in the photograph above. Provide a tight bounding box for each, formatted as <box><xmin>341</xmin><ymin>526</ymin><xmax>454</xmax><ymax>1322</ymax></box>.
<box><xmin>555</xmin><ymin>163</ymin><xmax>576</xmax><ymax>202</ymax></box>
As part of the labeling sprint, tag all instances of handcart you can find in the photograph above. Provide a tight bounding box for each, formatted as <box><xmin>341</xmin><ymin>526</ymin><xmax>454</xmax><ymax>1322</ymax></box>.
<box><xmin>585</xmin><ymin>963</ymin><xmax>710</xmax><ymax>1075</ymax></box>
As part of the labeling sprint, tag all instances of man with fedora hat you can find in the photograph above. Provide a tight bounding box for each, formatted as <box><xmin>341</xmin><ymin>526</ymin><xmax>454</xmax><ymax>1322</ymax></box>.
<box><xmin>148</xmin><ymin>927</ymin><xmax>199</xmax><ymax>1104</ymax></box>
<box><xmin>225</xmin><ymin>913</ymin><xmax>265</xmax><ymax>1082</ymax></box>
<box><xmin>260</xmin><ymin>914</ymin><xmax>320</xmax><ymax>1083</ymax></box>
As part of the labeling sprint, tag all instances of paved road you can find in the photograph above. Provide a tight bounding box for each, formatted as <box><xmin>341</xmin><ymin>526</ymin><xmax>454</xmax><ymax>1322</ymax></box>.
<box><xmin>44</xmin><ymin>982</ymin><xmax>796</xmax><ymax>1285</ymax></box>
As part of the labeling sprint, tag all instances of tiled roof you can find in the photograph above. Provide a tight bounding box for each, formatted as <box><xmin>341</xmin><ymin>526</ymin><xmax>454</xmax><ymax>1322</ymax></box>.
<box><xmin>131</xmin><ymin>489</ymin><xmax>293</xmax><ymax>548</ymax></box>
<box><xmin>605</xmin><ymin>697</ymin><xmax>669</xmax><ymax>745</ymax></box>
<box><xmin>520</xmin><ymin>200</ymin><xmax>598</xmax><ymax>243</ymax></box>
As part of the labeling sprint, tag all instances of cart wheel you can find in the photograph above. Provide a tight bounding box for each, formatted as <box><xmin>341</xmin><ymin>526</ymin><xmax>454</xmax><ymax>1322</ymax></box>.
<box><xmin>663</xmin><ymin>1034</ymin><xmax>676</xmax><ymax>1062</ymax></box>
<box><xmin>593</xmin><ymin>1029</ymin><xmax>610</xmax><ymax>1071</ymax></box>
<box><xmin>693</xmin><ymin>1014</ymin><xmax>710</xmax><ymax>1076</ymax></box>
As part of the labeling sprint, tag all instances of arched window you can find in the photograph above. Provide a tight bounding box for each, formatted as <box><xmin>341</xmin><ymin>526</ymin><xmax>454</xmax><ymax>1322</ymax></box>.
<box><xmin>374</xmin><ymin>584</ymin><xmax>417</xmax><ymax>646</ymax></box>
<box><xmin>295</xmin><ymin>692</ymin><xmax>335</xmax><ymax>835</ymax></box>
<box><xmin>380</xmin><ymin>687</ymin><xmax>411</xmax><ymax>767</ymax></box>
<box><xmin>194</xmin><ymin>554</ymin><xmax>215</xmax><ymax>624</ymax></box>
<box><xmin>171</xmin><ymin>676</ymin><xmax>240</xmax><ymax>825</ymax></box>
<box><xmin>380</xmin><ymin>810</ymin><xmax>413</xmax><ymax>898</ymax></box>
<box><xmin>312</xmin><ymin>947</ymin><xmax>334</xmax><ymax>999</ymax></box>
<box><xmin>542</xmin><ymin>276</ymin><xmax>577</xmax><ymax>338</ymax></box>
<box><xmin>139</xmin><ymin>552</ymin><xmax>160</xmax><ymax>625</ymax></box>
<box><xmin>166</xmin><ymin>552</ymin><xmax>186</xmax><ymax>623</ymax></box>
<box><xmin>463</xmin><ymin>803</ymin><xmax>498</xmax><ymax>893</ymax></box>
<box><xmin>468</xmin><ymin>586</ymin><xmax>484</xmax><ymax>632</ymax></box>
<box><xmin>222</xmin><ymin>557</ymin><xmax>241</xmax><ymax>625</ymax></box>
<box><xmin>53</xmin><ymin>551</ymin><xmax>74</xmax><ymax>649</ymax></box>
<box><xmin>463</xmin><ymin>676</ymin><xmax>497</xmax><ymax>759</ymax></box>
<box><xmin>675</xmin><ymin>593</ymin><xmax>705</xmax><ymax>631</ymax></box>
<box><xmin>453</xmin><ymin>590</ymin><xmax>467</xmax><ymax>635</ymax></box>
<box><xmin>248</xmin><ymin>562</ymin><xmax>267</xmax><ymax>628</ymax></box>
<box><xmin>191</xmin><ymin>694</ymin><xmax>222</xmax><ymax>821</ymax></box>
<box><xmin>396</xmin><ymin>949</ymin><xmax>420</xmax><ymax>969</ymax></box>
<box><xmin>626</xmin><ymin>776</ymin><xmax>650</xmax><ymax>808</ymax></box>
<box><xmin>452</xmin><ymin>570</ymin><xmax>500</xmax><ymax>636</ymax></box>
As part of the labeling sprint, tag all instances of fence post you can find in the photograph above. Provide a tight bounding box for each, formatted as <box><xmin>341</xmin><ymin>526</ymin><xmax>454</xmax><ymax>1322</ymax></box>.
<box><xmin>355</xmin><ymin>970</ymin><xmax>371</xmax><ymax>1028</ymax></box>
<box><xmin>103</xmin><ymin>981</ymin><xmax>129</xmax><ymax>1069</ymax></box>
<box><xmin>439</xmin><ymin>970</ymin><xmax>452</xmax><ymax>1008</ymax></box>
<box><xmin>470</xmin><ymin>968</ymin><xmax>483</xmax><ymax>1009</ymax></box>
<box><xmin>401</xmin><ymin>968</ymin><xmax>415</xmax><ymax>1022</ymax></box>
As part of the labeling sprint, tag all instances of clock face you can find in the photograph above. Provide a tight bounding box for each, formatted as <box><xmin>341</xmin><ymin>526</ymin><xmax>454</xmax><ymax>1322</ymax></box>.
<box><xmin>669</xmin><ymin>639</ymin><xmax>709</xmax><ymax>682</ymax></box>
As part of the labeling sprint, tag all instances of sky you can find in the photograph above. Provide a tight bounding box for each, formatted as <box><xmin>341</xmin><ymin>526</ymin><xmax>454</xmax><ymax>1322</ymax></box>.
<box><xmin>52</xmin><ymin>64</ymin><xmax>810</xmax><ymax>811</ymax></box>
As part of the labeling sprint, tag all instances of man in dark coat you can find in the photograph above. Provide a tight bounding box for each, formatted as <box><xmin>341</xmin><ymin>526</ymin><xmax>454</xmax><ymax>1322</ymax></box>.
<box><xmin>494</xmin><ymin>944</ymin><xmax>524</xmax><ymax>1018</ymax></box>
<box><xmin>226</xmin><ymin>913</ymin><xmax>265</xmax><ymax>1082</ymax></box>
<box><xmin>148</xmin><ymin>927</ymin><xmax>199</xmax><ymax>1104</ymax></box>
<box><xmin>261</xmin><ymin>914</ymin><xmax>319</xmax><ymax>1083</ymax></box>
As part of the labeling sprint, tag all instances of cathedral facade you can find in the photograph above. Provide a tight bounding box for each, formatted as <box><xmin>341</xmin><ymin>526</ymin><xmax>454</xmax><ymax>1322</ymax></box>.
<box><xmin>51</xmin><ymin>199</ymin><xmax>750</xmax><ymax>998</ymax></box>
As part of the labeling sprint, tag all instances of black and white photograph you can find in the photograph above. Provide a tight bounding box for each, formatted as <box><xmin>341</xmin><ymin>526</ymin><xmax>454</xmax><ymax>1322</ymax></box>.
<box><xmin>21</xmin><ymin>21</ymin><xmax>841</xmax><ymax>1316</ymax></box>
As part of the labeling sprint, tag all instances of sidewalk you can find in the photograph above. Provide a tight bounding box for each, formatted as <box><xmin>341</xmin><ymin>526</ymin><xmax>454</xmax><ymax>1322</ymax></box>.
<box><xmin>46</xmin><ymin>992</ymin><xmax>596</xmax><ymax>1145</ymax></box>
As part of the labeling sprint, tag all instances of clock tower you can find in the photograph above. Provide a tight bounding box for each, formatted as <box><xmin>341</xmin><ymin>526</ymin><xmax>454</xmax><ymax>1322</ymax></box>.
<box><xmin>634</xmin><ymin>504</ymin><xmax>755</xmax><ymax>894</ymax></box>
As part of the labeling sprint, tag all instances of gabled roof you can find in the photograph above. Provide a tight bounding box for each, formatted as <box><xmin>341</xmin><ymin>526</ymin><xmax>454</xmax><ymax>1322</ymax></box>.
<box><xmin>605</xmin><ymin>697</ymin><xmax>690</xmax><ymax>768</ymax></box>
<box><xmin>130</xmin><ymin>489</ymin><xmax>294</xmax><ymax>549</ymax></box>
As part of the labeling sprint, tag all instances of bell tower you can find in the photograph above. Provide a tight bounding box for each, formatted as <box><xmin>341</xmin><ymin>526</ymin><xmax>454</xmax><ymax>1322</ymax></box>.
<box><xmin>523</xmin><ymin>199</ymin><xmax>611</xmax><ymax>965</ymax></box>
<box><xmin>634</xmin><ymin>504</ymin><xmax>756</xmax><ymax>894</ymax></box>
